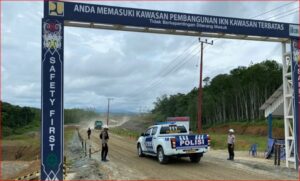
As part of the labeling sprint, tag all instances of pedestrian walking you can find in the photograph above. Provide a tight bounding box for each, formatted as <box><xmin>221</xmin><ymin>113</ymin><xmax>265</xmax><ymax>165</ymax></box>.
<box><xmin>87</xmin><ymin>127</ymin><xmax>91</xmax><ymax>139</ymax></box>
<box><xmin>227</xmin><ymin>129</ymin><xmax>235</xmax><ymax>161</ymax></box>
<box><xmin>100</xmin><ymin>125</ymin><xmax>109</xmax><ymax>161</ymax></box>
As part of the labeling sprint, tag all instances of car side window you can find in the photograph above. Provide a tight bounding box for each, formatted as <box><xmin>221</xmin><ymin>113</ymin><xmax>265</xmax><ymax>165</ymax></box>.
<box><xmin>151</xmin><ymin>127</ymin><xmax>158</xmax><ymax>135</ymax></box>
<box><xmin>144</xmin><ymin>128</ymin><xmax>152</xmax><ymax>136</ymax></box>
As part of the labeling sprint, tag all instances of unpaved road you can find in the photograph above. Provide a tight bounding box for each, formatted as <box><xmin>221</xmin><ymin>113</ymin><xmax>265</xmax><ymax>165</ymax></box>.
<box><xmin>78</xmin><ymin>126</ymin><xmax>299</xmax><ymax>180</ymax></box>
<box><xmin>84</xmin><ymin>116</ymin><xmax>130</xmax><ymax>129</ymax></box>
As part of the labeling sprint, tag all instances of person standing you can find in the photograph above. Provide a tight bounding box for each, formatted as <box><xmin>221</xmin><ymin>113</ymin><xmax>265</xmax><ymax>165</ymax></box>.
<box><xmin>100</xmin><ymin>125</ymin><xmax>109</xmax><ymax>161</ymax></box>
<box><xmin>227</xmin><ymin>129</ymin><xmax>235</xmax><ymax>161</ymax></box>
<box><xmin>87</xmin><ymin>127</ymin><xmax>91</xmax><ymax>139</ymax></box>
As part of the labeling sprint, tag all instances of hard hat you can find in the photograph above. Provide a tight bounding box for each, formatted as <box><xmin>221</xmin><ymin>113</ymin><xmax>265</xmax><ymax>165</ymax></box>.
<box><xmin>103</xmin><ymin>125</ymin><xmax>109</xmax><ymax>129</ymax></box>
<box><xmin>229</xmin><ymin>129</ymin><xmax>234</xmax><ymax>133</ymax></box>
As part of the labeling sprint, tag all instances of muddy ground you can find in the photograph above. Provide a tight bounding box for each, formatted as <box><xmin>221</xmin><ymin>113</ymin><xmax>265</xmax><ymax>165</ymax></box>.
<box><xmin>67</xmin><ymin>118</ymin><xmax>298</xmax><ymax>180</ymax></box>
<box><xmin>2</xmin><ymin>117</ymin><xmax>299</xmax><ymax>180</ymax></box>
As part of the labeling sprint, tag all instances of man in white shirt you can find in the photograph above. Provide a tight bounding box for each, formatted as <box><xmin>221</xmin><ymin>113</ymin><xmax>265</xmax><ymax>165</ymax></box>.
<box><xmin>227</xmin><ymin>129</ymin><xmax>235</xmax><ymax>161</ymax></box>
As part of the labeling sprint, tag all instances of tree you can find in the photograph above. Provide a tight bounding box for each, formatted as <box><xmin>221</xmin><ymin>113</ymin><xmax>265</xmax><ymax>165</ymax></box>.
<box><xmin>152</xmin><ymin>60</ymin><xmax>282</xmax><ymax>128</ymax></box>
<box><xmin>203</xmin><ymin>77</ymin><xmax>210</xmax><ymax>87</ymax></box>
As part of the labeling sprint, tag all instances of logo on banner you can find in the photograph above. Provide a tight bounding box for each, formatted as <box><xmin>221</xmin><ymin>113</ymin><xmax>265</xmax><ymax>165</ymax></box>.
<box><xmin>289</xmin><ymin>25</ymin><xmax>299</xmax><ymax>37</ymax></box>
<box><xmin>43</xmin><ymin>22</ymin><xmax>62</xmax><ymax>54</ymax></box>
<box><xmin>292</xmin><ymin>40</ymin><xmax>300</xmax><ymax>63</ymax></box>
<box><xmin>49</xmin><ymin>1</ymin><xmax>64</xmax><ymax>16</ymax></box>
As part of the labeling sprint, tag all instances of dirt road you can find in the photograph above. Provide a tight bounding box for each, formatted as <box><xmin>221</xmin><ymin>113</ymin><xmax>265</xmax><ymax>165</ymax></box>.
<box><xmin>77</xmin><ymin>127</ymin><xmax>298</xmax><ymax>180</ymax></box>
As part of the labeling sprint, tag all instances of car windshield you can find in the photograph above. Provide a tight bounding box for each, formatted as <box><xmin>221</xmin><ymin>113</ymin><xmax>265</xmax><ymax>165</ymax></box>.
<box><xmin>159</xmin><ymin>125</ymin><xmax>187</xmax><ymax>134</ymax></box>
<box><xmin>95</xmin><ymin>121</ymin><xmax>102</xmax><ymax>125</ymax></box>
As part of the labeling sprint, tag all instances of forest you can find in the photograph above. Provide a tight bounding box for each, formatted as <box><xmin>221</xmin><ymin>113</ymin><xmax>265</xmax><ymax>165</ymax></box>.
<box><xmin>1</xmin><ymin>101</ymin><xmax>100</xmax><ymax>137</ymax></box>
<box><xmin>151</xmin><ymin>60</ymin><xmax>282</xmax><ymax>129</ymax></box>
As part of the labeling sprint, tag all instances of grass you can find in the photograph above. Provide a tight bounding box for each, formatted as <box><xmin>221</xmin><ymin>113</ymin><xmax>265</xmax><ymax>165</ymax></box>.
<box><xmin>3</xmin><ymin>132</ymin><xmax>40</xmax><ymax>147</ymax></box>
<box><xmin>209</xmin><ymin>133</ymin><xmax>268</xmax><ymax>152</ymax></box>
<box><xmin>2</xmin><ymin>139</ymin><xmax>40</xmax><ymax>147</ymax></box>
<box><xmin>110</xmin><ymin>127</ymin><xmax>140</xmax><ymax>140</ymax></box>
<box><xmin>3</xmin><ymin>125</ymin><xmax>76</xmax><ymax>148</ymax></box>
<box><xmin>203</xmin><ymin>119</ymin><xmax>284</xmax><ymax>130</ymax></box>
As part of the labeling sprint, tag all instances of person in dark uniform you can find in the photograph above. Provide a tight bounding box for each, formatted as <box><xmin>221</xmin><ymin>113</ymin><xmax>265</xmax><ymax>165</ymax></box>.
<box><xmin>100</xmin><ymin>125</ymin><xmax>109</xmax><ymax>161</ymax></box>
<box><xmin>87</xmin><ymin>127</ymin><xmax>91</xmax><ymax>139</ymax></box>
<box><xmin>227</xmin><ymin>129</ymin><xmax>235</xmax><ymax>161</ymax></box>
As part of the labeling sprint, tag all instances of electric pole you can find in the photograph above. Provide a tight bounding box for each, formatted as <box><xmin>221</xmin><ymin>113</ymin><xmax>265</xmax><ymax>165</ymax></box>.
<box><xmin>106</xmin><ymin>98</ymin><xmax>113</xmax><ymax>126</ymax></box>
<box><xmin>198</xmin><ymin>38</ymin><xmax>213</xmax><ymax>133</ymax></box>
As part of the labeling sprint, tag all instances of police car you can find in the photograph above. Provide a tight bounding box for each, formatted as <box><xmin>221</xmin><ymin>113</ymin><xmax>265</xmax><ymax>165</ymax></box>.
<box><xmin>137</xmin><ymin>122</ymin><xmax>210</xmax><ymax>164</ymax></box>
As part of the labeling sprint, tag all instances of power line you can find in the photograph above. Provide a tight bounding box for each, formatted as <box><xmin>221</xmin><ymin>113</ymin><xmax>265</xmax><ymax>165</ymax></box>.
<box><xmin>146</xmin><ymin>3</ymin><xmax>299</xmax><ymax>99</ymax></box>
<box><xmin>129</xmin><ymin>39</ymin><xmax>198</xmax><ymax>93</ymax></box>
<box><xmin>267</xmin><ymin>9</ymin><xmax>299</xmax><ymax>21</ymax></box>
<box><xmin>148</xmin><ymin>50</ymin><xmax>200</xmax><ymax>91</ymax></box>
<box><xmin>264</xmin><ymin>7</ymin><xmax>299</xmax><ymax>20</ymax></box>
<box><xmin>128</xmin><ymin>47</ymin><xmax>200</xmax><ymax>101</ymax></box>
<box><xmin>139</xmin><ymin>45</ymin><xmax>200</xmax><ymax>92</ymax></box>
<box><xmin>155</xmin><ymin>39</ymin><xmax>198</xmax><ymax>77</ymax></box>
<box><xmin>154</xmin><ymin>3</ymin><xmax>298</xmax><ymax>86</ymax></box>
<box><xmin>139</xmin><ymin>2</ymin><xmax>299</xmax><ymax>95</ymax></box>
<box><xmin>251</xmin><ymin>1</ymin><xmax>297</xmax><ymax>19</ymax></box>
<box><xmin>130</xmin><ymin>42</ymin><xmax>200</xmax><ymax>95</ymax></box>
<box><xmin>131</xmin><ymin>2</ymin><xmax>299</xmax><ymax>110</ymax></box>
<box><xmin>155</xmin><ymin>53</ymin><xmax>200</xmax><ymax>96</ymax></box>
<box><xmin>204</xmin><ymin>2</ymin><xmax>299</xmax><ymax>48</ymax></box>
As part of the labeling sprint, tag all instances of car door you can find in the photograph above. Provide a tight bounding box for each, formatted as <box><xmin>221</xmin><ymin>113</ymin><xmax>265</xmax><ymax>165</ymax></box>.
<box><xmin>144</xmin><ymin>128</ymin><xmax>153</xmax><ymax>153</ymax></box>
<box><xmin>151</xmin><ymin>126</ymin><xmax>158</xmax><ymax>153</ymax></box>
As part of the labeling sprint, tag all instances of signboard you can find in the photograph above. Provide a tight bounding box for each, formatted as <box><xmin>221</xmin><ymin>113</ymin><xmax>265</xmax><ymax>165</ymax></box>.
<box><xmin>41</xmin><ymin>18</ymin><xmax>64</xmax><ymax>181</ymax></box>
<box><xmin>291</xmin><ymin>39</ymin><xmax>300</xmax><ymax>169</ymax></box>
<box><xmin>41</xmin><ymin>1</ymin><xmax>300</xmax><ymax>177</ymax></box>
<box><xmin>176</xmin><ymin>135</ymin><xmax>208</xmax><ymax>149</ymax></box>
<box><xmin>44</xmin><ymin>1</ymin><xmax>298</xmax><ymax>38</ymax></box>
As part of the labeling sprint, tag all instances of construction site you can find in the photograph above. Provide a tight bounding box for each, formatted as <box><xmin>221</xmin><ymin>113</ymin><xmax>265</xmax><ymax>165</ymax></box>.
<box><xmin>1</xmin><ymin>0</ymin><xmax>300</xmax><ymax>180</ymax></box>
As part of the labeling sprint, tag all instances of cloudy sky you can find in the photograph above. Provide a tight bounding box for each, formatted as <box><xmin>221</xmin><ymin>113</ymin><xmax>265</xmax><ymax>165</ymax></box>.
<box><xmin>2</xmin><ymin>1</ymin><xmax>299</xmax><ymax>113</ymax></box>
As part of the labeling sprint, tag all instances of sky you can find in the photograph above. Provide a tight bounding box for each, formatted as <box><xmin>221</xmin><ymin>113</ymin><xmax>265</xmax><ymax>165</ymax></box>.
<box><xmin>2</xmin><ymin>1</ymin><xmax>299</xmax><ymax>113</ymax></box>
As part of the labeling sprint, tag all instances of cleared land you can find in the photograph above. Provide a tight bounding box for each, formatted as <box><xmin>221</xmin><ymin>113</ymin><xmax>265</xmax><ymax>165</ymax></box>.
<box><xmin>2</xmin><ymin>116</ymin><xmax>298</xmax><ymax>180</ymax></box>
<box><xmin>67</xmin><ymin>118</ymin><xmax>298</xmax><ymax>180</ymax></box>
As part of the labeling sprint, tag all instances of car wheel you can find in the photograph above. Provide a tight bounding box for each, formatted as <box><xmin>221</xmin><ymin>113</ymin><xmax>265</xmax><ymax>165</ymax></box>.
<box><xmin>157</xmin><ymin>147</ymin><xmax>169</xmax><ymax>164</ymax></box>
<box><xmin>190</xmin><ymin>155</ymin><xmax>201</xmax><ymax>163</ymax></box>
<box><xmin>137</xmin><ymin>144</ymin><xmax>144</xmax><ymax>157</ymax></box>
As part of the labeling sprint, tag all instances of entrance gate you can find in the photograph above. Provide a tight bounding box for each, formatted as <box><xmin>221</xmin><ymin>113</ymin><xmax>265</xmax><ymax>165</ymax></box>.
<box><xmin>42</xmin><ymin>1</ymin><xmax>299</xmax><ymax>180</ymax></box>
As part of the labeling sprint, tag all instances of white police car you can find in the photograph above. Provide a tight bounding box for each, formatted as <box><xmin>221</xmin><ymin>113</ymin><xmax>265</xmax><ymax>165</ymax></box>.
<box><xmin>137</xmin><ymin>123</ymin><xmax>210</xmax><ymax>164</ymax></box>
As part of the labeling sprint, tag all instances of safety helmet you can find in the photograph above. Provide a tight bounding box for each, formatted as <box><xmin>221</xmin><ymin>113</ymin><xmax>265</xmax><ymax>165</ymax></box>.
<box><xmin>229</xmin><ymin>129</ymin><xmax>234</xmax><ymax>133</ymax></box>
<box><xmin>103</xmin><ymin>125</ymin><xmax>109</xmax><ymax>129</ymax></box>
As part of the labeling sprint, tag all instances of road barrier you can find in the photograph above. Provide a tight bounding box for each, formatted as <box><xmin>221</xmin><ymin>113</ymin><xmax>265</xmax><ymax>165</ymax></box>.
<box><xmin>15</xmin><ymin>129</ymin><xmax>92</xmax><ymax>180</ymax></box>
<box><xmin>89</xmin><ymin>145</ymin><xmax>92</xmax><ymax>158</ymax></box>
<box><xmin>14</xmin><ymin>158</ymin><xmax>68</xmax><ymax>180</ymax></box>
<box><xmin>15</xmin><ymin>170</ymin><xmax>39</xmax><ymax>180</ymax></box>
<box><xmin>63</xmin><ymin>163</ymin><xmax>67</xmax><ymax>179</ymax></box>
<box><xmin>77</xmin><ymin>129</ymin><xmax>103</xmax><ymax>158</ymax></box>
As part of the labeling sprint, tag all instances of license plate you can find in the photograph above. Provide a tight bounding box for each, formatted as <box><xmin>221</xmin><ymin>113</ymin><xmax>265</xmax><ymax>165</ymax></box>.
<box><xmin>185</xmin><ymin>149</ymin><xmax>196</xmax><ymax>153</ymax></box>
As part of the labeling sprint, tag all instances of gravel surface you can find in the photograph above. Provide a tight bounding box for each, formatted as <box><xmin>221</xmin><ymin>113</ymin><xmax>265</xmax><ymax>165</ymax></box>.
<box><xmin>6</xmin><ymin>118</ymin><xmax>297</xmax><ymax>180</ymax></box>
<box><xmin>74</xmin><ymin>119</ymin><xmax>299</xmax><ymax>180</ymax></box>
<box><xmin>1</xmin><ymin>161</ymin><xmax>32</xmax><ymax>179</ymax></box>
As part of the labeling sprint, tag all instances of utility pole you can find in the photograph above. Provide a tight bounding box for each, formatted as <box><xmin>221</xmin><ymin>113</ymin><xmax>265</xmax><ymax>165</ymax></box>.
<box><xmin>198</xmin><ymin>38</ymin><xmax>213</xmax><ymax>133</ymax></box>
<box><xmin>106</xmin><ymin>98</ymin><xmax>113</xmax><ymax>126</ymax></box>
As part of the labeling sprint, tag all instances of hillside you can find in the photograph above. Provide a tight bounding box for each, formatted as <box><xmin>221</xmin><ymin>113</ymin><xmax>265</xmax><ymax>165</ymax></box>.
<box><xmin>151</xmin><ymin>60</ymin><xmax>282</xmax><ymax>130</ymax></box>
<box><xmin>205</xmin><ymin>120</ymin><xmax>284</xmax><ymax>138</ymax></box>
<box><xmin>1</xmin><ymin>101</ymin><xmax>101</xmax><ymax>137</ymax></box>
